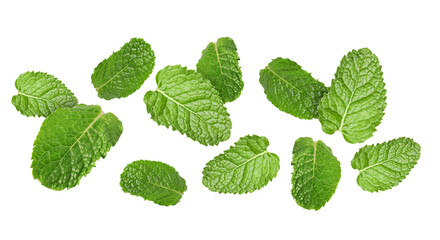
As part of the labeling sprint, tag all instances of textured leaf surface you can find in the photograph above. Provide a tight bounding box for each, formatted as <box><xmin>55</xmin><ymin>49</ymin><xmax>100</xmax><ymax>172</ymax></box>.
<box><xmin>318</xmin><ymin>48</ymin><xmax>386</xmax><ymax>143</ymax></box>
<box><xmin>196</xmin><ymin>37</ymin><xmax>243</xmax><ymax>102</ymax></box>
<box><xmin>259</xmin><ymin>58</ymin><xmax>327</xmax><ymax>119</ymax></box>
<box><xmin>92</xmin><ymin>38</ymin><xmax>155</xmax><ymax>100</ymax></box>
<box><xmin>11</xmin><ymin>71</ymin><xmax>78</xmax><ymax>117</ymax></box>
<box><xmin>32</xmin><ymin>104</ymin><xmax>123</xmax><ymax>190</ymax></box>
<box><xmin>120</xmin><ymin>160</ymin><xmax>187</xmax><ymax>206</ymax></box>
<box><xmin>202</xmin><ymin>135</ymin><xmax>280</xmax><ymax>194</ymax></box>
<box><xmin>144</xmin><ymin>65</ymin><xmax>232</xmax><ymax>146</ymax></box>
<box><xmin>352</xmin><ymin>137</ymin><xmax>421</xmax><ymax>192</ymax></box>
<box><xmin>291</xmin><ymin>137</ymin><xmax>341</xmax><ymax>210</ymax></box>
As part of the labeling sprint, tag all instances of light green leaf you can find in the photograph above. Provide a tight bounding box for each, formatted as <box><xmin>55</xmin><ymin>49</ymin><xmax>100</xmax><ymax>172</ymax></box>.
<box><xmin>120</xmin><ymin>160</ymin><xmax>187</xmax><ymax>206</ymax></box>
<box><xmin>32</xmin><ymin>104</ymin><xmax>123</xmax><ymax>190</ymax></box>
<box><xmin>291</xmin><ymin>137</ymin><xmax>341</xmax><ymax>210</ymax></box>
<box><xmin>92</xmin><ymin>38</ymin><xmax>155</xmax><ymax>100</ymax></box>
<box><xmin>11</xmin><ymin>71</ymin><xmax>78</xmax><ymax>117</ymax></box>
<box><xmin>144</xmin><ymin>65</ymin><xmax>232</xmax><ymax>146</ymax></box>
<box><xmin>202</xmin><ymin>135</ymin><xmax>280</xmax><ymax>194</ymax></box>
<box><xmin>318</xmin><ymin>48</ymin><xmax>386</xmax><ymax>143</ymax></box>
<box><xmin>259</xmin><ymin>58</ymin><xmax>327</xmax><ymax>119</ymax></box>
<box><xmin>196</xmin><ymin>37</ymin><xmax>243</xmax><ymax>102</ymax></box>
<box><xmin>352</xmin><ymin>137</ymin><xmax>421</xmax><ymax>192</ymax></box>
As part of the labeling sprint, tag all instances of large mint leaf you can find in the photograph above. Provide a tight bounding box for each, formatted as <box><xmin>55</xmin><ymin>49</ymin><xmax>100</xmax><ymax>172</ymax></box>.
<box><xmin>352</xmin><ymin>137</ymin><xmax>421</xmax><ymax>192</ymax></box>
<box><xmin>259</xmin><ymin>58</ymin><xmax>327</xmax><ymax>119</ymax></box>
<box><xmin>318</xmin><ymin>48</ymin><xmax>386</xmax><ymax>143</ymax></box>
<box><xmin>11</xmin><ymin>71</ymin><xmax>78</xmax><ymax>117</ymax></box>
<box><xmin>92</xmin><ymin>38</ymin><xmax>155</xmax><ymax>100</ymax></box>
<box><xmin>202</xmin><ymin>135</ymin><xmax>280</xmax><ymax>194</ymax></box>
<box><xmin>196</xmin><ymin>37</ymin><xmax>243</xmax><ymax>102</ymax></box>
<box><xmin>120</xmin><ymin>160</ymin><xmax>187</xmax><ymax>206</ymax></box>
<box><xmin>32</xmin><ymin>104</ymin><xmax>123</xmax><ymax>190</ymax></box>
<box><xmin>291</xmin><ymin>137</ymin><xmax>341</xmax><ymax>210</ymax></box>
<box><xmin>144</xmin><ymin>65</ymin><xmax>232</xmax><ymax>146</ymax></box>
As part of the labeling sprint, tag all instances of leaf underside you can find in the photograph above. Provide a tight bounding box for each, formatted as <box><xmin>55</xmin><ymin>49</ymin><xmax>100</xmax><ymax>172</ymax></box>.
<box><xmin>352</xmin><ymin>137</ymin><xmax>421</xmax><ymax>192</ymax></box>
<box><xmin>259</xmin><ymin>58</ymin><xmax>327</xmax><ymax>119</ymax></box>
<box><xmin>120</xmin><ymin>160</ymin><xmax>187</xmax><ymax>206</ymax></box>
<box><xmin>144</xmin><ymin>65</ymin><xmax>232</xmax><ymax>146</ymax></box>
<box><xmin>196</xmin><ymin>37</ymin><xmax>243</xmax><ymax>103</ymax></box>
<box><xmin>291</xmin><ymin>137</ymin><xmax>341</xmax><ymax>210</ymax></box>
<box><xmin>12</xmin><ymin>71</ymin><xmax>78</xmax><ymax>117</ymax></box>
<box><xmin>318</xmin><ymin>48</ymin><xmax>386</xmax><ymax>143</ymax></box>
<box><xmin>92</xmin><ymin>38</ymin><xmax>155</xmax><ymax>100</ymax></box>
<box><xmin>202</xmin><ymin>135</ymin><xmax>280</xmax><ymax>194</ymax></box>
<box><xmin>31</xmin><ymin>104</ymin><xmax>123</xmax><ymax>190</ymax></box>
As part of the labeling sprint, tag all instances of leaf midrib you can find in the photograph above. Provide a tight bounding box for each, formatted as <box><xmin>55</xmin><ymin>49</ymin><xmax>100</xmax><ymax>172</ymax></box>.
<box><xmin>18</xmin><ymin>92</ymin><xmax>58</xmax><ymax>104</ymax></box>
<box><xmin>95</xmin><ymin>65</ymin><xmax>129</xmax><ymax>91</ymax></box>
<box><xmin>265</xmin><ymin>65</ymin><xmax>301</xmax><ymax>92</ymax></box>
<box><xmin>338</xmin><ymin>57</ymin><xmax>365</xmax><ymax>132</ymax></box>
<box><xmin>156</xmin><ymin>88</ymin><xmax>213</xmax><ymax>129</ymax></box>
<box><xmin>359</xmin><ymin>158</ymin><xmax>395</xmax><ymax>173</ymax></box>
<box><xmin>338</xmin><ymin>85</ymin><xmax>358</xmax><ymax>132</ymax></box>
<box><xmin>143</xmin><ymin>180</ymin><xmax>184</xmax><ymax>196</ymax></box>
<box><xmin>58</xmin><ymin>111</ymin><xmax>104</xmax><ymax>167</ymax></box>
<box><xmin>230</xmin><ymin>150</ymin><xmax>269</xmax><ymax>173</ymax></box>
<box><xmin>358</xmin><ymin>143</ymin><xmax>415</xmax><ymax>173</ymax></box>
<box><xmin>312</xmin><ymin>141</ymin><xmax>317</xmax><ymax>177</ymax></box>
<box><xmin>213</xmin><ymin>42</ymin><xmax>225</xmax><ymax>76</ymax></box>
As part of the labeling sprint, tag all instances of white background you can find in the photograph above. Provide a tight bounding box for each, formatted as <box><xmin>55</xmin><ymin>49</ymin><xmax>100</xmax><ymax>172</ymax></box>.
<box><xmin>0</xmin><ymin>0</ymin><xmax>439</xmax><ymax>239</ymax></box>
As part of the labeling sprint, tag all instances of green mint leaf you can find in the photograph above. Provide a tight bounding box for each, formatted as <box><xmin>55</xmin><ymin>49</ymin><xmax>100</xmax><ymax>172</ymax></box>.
<box><xmin>196</xmin><ymin>37</ymin><xmax>243</xmax><ymax>103</ymax></box>
<box><xmin>202</xmin><ymin>135</ymin><xmax>280</xmax><ymax>194</ymax></box>
<box><xmin>318</xmin><ymin>48</ymin><xmax>386</xmax><ymax>143</ymax></box>
<box><xmin>259</xmin><ymin>58</ymin><xmax>327</xmax><ymax>119</ymax></box>
<box><xmin>352</xmin><ymin>137</ymin><xmax>421</xmax><ymax>192</ymax></box>
<box><xmin>291</xmin><ymin>137</ymin><xmax>341</xmax><ymax>210</ymax></box>
<box><xmin>11</xmin><ymin>71</ymin><xmax>78</xmax><ymax>117</ymax></box>
<box><xmin>92</xmin><ymin>38</ymin><xmax>155</xmax><ymax>100</ymax></box>
<box><xmin>31</xmin><ymin>104</ymin><xmax>123</xmax><ymax>190</ymax></box>
<box><xmin>120</xmin><ymin>160</ymin><xmax>187</xmax><ymax>206</ymax></box>
<box><xmin>144</xmin><ymin>65</ymin><xmax>232</xmax><ymax>146</ymax></box>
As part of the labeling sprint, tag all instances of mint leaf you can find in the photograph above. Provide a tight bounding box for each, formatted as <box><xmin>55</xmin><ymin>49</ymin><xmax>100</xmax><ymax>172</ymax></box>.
<box><xmin>259</xmin><ymin>58</ymin><xmax>327</xmax><ymax>119</ymax></box>
<box><xmin>318</xmin><ymin>48</ymin><xmax>386</xmax><ymax>143</ymax></box>
<box><xmin>144</xmin><ymin>65</ymin><xmax>232</xmax><ymax>146</ymax></box>
<box><xmin>31</xmin><ymin>104</ymin><xmax>123</xmax><ymax>190</ymax></box>
<box><xmin>92</xmin><ymin>38</ymin><xmax>155</xmax><ymax>100</ymax></box>
<box><xmin>202</xmin><ymin>135</ymin><xmax>280</xmax><ymax>194</ymax></box>
<box><xmin>291</xmin><ymin>137</ymin><xmax>341</xmax><ymax>210</ymax></box>
<box><xmin>120</xmin><ymin>160</ymin><xmax>187</xmax><ymax>206</ymax></box>
<box><xmin>196</xmin><ymin>37</ymin><xmax>243</xmax><ymax>102</ymax></box>
<box><xmin>352</xmin><ymin>137</ymin><xmax>421</xmax><ymax>192</ymax></box>
<box><xmin>11</xmin><ymin>71</ymin><xmax>78</xmax><ymax>117</ymax></box>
